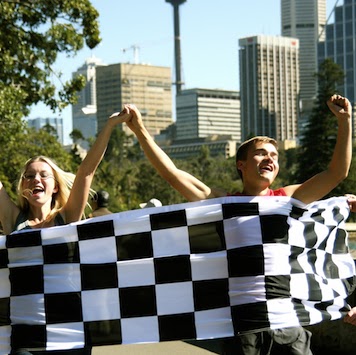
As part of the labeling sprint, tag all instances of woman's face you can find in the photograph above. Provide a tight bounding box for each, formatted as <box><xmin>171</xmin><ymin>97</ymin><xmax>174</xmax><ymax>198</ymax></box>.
<box><xmin>22</xmin><ymin>161</ymin><xmax>58</xmax><ymax>206</ymax></box>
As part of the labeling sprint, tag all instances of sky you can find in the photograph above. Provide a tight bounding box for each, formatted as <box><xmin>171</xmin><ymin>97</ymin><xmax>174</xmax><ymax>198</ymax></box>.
<box><xmin>28</xmin><ymin>0</ymin><xmax>339</xmax><ymax>144</ymax></box>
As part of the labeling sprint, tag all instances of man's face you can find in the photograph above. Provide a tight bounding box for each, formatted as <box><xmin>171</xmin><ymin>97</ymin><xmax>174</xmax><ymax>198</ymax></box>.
<box><xmin>237</xmin><ymin>141</ymin><xmax>279</xmax><ymax>186</ymax></box>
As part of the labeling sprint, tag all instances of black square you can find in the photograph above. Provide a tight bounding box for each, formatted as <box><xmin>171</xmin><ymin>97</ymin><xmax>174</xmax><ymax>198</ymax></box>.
<box><xmin>84</xmin><ymin>319</ymin><xmax>122</xmax><ymax>346</ymax></box>
<box><xmin>158</xmin><ymin>313</ymin><xmax>196</xmax><ymax>341</ymax></box>
<box><xmin>77</xmin><ymin>220</ymin><xmax>114</xmax><ymax>240</ymax></box>
<box><xmin>231</xmin><ymin>301</ymin><xmax>270</xmax><ymax>333</ymax></box>
<box><xmin>0</xmin><ymin>297</ymin><xmax>10</xmax><ymax>326</ymax></box>
<box><xmin>11</xmin><ymin>324</ymin><xmax>46</xmax><ymax>350</ymax></box>
<box><xmin>81</xmin><ymin>263</ymin><xmax>118</xmax><ymax>290</ymax></box>
<box><xmin>227</xmin><ymin>245</ymin><xmax>264</xmax><ymax>277</ymax></box>
<box><xmin>154</xmin><ymin>255</ymin><xmax>191</xmax><ymax>284</ymax></box>
<box><xmin>10</xmin><ymin>265</ymin><xmax>43</xmax><ymax>296</ymax></box>
<box><xmin>7</xmin><ymin>230</ymin><xmax>42</xmax><ymax>248</ymax></box>
<box><xmin>193</xmin><ymin>279</ymin><xmax>229</xmax><ymax>311</ymax></box>
<box><xmin>0</xmin><ymin>249</ymin><xmax>8</xmax><ymax>268</ymax></box>
<box><xmin>265</xmin><ymin>275</ymin><xmax>291</xmax><ymax>299</ymax></box>
<box><xmin>289</xmin><ymin>246</ymin><xmax>304</xmax><ymax>273</ymax></box>
<box><xmin>119</xmin><ymin>285</ymin><xmax>156</xmax><ymax>318</ymax></box>
<box><xmin>116</xmin><ymin>232</ymin><xmax>153</xmax><ymax>260</ymax></box>
<box><xmin>305</xmin><ymin>274</ymin><xmax>322</xmax><ymax>301</ymax></box>
<box><xmin>333</xmin><ymin>227</ymin><xmax>348</xmax><ymax>254</ymax></box>
<box><xmin>150</xmin><ymin>210</ymin><xmax>187</xmax><ymax>230</ymax></box>
<box><xmin>260</xmin><ymin>215</ymin><xmax>289</xmax><ymax>243</ymax></box>
<box><xmin>45</xmin><ymin>292</ymin><xmax>83</xmax><ymax>324</ymax></box>
<box><xmin>189</xmin><ymin>221</ymin><xmax>226</xmax><ymax>254</ymax></box>
<box><xmin>222</xmin><ymin>202</ymin><xmax>259</xmax><ymax>219</ymax></box>
<box><xmin>43</xmin><ymin>241</ymin><xmax>79</xmax><ymax>263</ymax></box>
<box><xmin>304</xmin><ymin>222</ymin><xmax>318</xmax><ymax>248</ymax></box>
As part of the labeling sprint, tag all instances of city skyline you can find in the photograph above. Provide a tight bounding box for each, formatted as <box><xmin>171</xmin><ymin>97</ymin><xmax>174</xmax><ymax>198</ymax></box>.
<box><xmin>28</xmin><ymin>0</ymin><xmax>338</xmax><ymax>144</ymax></box>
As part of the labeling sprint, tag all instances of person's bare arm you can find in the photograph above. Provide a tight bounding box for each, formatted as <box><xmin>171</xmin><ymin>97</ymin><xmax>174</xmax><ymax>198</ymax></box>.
<box><xmin>63</xmin><ymin>108</ymin><xmax>132</xmax><ymax>223</ymax></box>
<box><xmin>0</xmin><ymin>181</ymin><xmax>20</xmax><ymax>234</ymax></box>
<box><xmin>290</xmin><ymin>95</ymin><xmax>352</xmax><ymax>204</ymax></box>
<box><xmin>111</xmin><ymin>104</ymin><xmax>226</xmax><ymax>202</ymax></box>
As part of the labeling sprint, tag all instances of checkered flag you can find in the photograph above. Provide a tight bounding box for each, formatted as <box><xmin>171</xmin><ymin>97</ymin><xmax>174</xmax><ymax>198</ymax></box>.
<box><xmin>0</xmin><ymin>196</ymin><xmax>354</xmax><ymax>354</ymax></box>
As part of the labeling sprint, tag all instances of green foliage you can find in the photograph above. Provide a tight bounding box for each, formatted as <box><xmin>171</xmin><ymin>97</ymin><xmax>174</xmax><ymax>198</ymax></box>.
<box><xmin>294</xmin><ymin>58</ymin><xmax>345</xmax><ymax>192</ymax></box>
<box><xmin>0</xmin><ymin>0</ymin><xmax>100</xmax><ymax>118</ymax></box>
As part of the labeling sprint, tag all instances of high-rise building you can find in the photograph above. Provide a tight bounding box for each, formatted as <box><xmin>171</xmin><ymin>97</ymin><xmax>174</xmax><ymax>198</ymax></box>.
<box><xmin>71</xmin><ymin>56</ymin><xmax>106</xmax><ymax>148</ymax></box>
<box><xmin>175</xmin><ymin>88</ymin><xmax>240</xmax><ymax>142</ymax></box>
<box><xmin>239</xmin><ymin>35</ymin><xmax>299</xmax><ymax>145</ymax></box>
<box><xmin>281</xmin><ymin>0</ymin><xmax>327</xmax><ymax>115</ymax></box>
<box><xmin>96</xmin><ymin>63</ymin><xmax>173</xmax><ymax>137</ymax></box>
<box><xmin>318</xmin><ymin>0</ymin><xmax>356</xmax><ymax>138</ymax></box>
<box><xmin>26</xmin><ymin>117</ymin><xmax>64</xmax><ymax>145</ymax></box>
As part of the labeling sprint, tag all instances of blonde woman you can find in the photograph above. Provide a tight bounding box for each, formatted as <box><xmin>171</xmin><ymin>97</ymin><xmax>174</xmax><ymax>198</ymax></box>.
<box><xmin>0</xmin><ymin>107</ymin><xmax>131</xmax><ymax>355</ymax></box>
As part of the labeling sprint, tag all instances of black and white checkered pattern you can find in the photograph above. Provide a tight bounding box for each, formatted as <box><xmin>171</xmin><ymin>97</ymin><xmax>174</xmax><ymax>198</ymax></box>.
<box><xmin>0</xmin><ymin>196</ymin><xmax>354</xmax><ymax>353</ymax></box>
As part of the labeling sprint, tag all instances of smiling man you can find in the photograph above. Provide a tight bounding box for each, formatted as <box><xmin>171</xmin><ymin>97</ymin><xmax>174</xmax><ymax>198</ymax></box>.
<box><xmin>112</xmin><ymin>94</ymin><xmax>352</xmax><ymax>354</ymax></box>
<box><xmin>114</xmin><ymin>94</ymin><xmax>351</xmax><ymax>206</ymax></box>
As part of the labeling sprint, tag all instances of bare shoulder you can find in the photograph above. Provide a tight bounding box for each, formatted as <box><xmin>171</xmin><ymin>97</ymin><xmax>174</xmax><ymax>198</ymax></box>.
<box><xmin>283</xmin><ymin>184</ymin><xmax>301</xmax><ymax>197</ymax></box>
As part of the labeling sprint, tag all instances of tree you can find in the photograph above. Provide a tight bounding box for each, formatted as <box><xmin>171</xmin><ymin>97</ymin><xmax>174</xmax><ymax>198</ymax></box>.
<box><xmin>294</xmin><ymin>58</ymin><xmax>345</xmax><ymax>196</ymax></box>
<box><xmin>0</xmin><ymin>0</ymin><xmax>100</xmax><ymax>119</ymax></box>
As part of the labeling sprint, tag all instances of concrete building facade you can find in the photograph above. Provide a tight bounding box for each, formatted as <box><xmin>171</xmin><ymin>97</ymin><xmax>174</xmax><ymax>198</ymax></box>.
<box><xmin>281</xmin><ymin>0</ymin><xmax>326</xmax><ymax>114</ymax></box>
<box><xmin>239</xmin><ymin>35</ymin><xmax>300</xmax><ymax>143</ymax></box>
<box><xmin>26</xmin><ymin>117</ymin><xmax>64</xmax><ymax>145</ymax></box>
<box><xmin>318</xmin><ymin>0</ymin><xmax>356</xmax><ymax>137</ymax></box>
<box><xmin>96</xmin><ymin>63</ymin><xmax>173</xmax><ymax>137</ymax></box>
<box><xmin>71</xmin><ymin>56</ymin><xmax>106</xmax><ymax>148</ymax></box>
<box><xmin>175</xmin><ymin>88</ymin><xmax>240</xmax><ymax>142</ymax></box>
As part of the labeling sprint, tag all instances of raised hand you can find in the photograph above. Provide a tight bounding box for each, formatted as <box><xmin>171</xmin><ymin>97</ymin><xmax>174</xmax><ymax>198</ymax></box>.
<box><xmin>327</xmin><ymin>94</ymin><xmax>352</xmax><ymax>120</ymax></box>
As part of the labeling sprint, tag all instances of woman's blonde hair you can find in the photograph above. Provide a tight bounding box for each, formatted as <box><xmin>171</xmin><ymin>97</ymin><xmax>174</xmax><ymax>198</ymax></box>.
<box><xmin>17</xmin><ymin>156</ymin><xmax>76</xmax><ymax>221</ymax></box>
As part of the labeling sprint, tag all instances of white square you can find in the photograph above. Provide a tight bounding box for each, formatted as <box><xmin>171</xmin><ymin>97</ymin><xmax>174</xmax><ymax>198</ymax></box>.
<box><xmin>117</xmin><ymin>259</ymin><xmax>155</xmax><ymax>287</ymax></box>
<box><xmin>0</xmin><ymin>325</ymin><xmax>11</xmax><ymax>355</ymax></box>
<box><xmin>224</xmin><ymin>216</ymin><xmax>262</xmax><ymax>249</ymax></box>
<box><xmin>79</xmin><ymin>236</ymin><xmax>117</xmax><ymax>263</ymax></box>
<box><xmin>290</xmin><ymin>274</ymin><xmax>309</xmax><ymax>300</ymax></box>
<box><xmin>46</xmin><ymin>322</ymin><xmax>84</xmax><ymax>351</ymax></box>
<box><xmin>287</xmin><ymin>218</ymin><xmax>306</xmax><ymax>247</ymax></box>
<box><xmin>81</xmin><ymin>289</ymin><xmax>120</xmax><ymax>321</ymax></box>
<box><xmin>191</xmin><ymin>251</ymin><xmax>228</xmax><ymax>280</ymax></box>
<box><xmin>156</xmin><ymin>282</ymin><xmax>194</xmax><ymax>315</ymax></box>
<box><xmin>152</xmin><ymin>226</ymin><xmax>190</xmax><ymax>258</ymax></box>
<box><xmin>121</xmin><ymin>316</ymin><xmax>159</xmax><ymax>344</ymax></box>
<box><xmin>195</xmin><ymin>307</ymin><xmax>234</xmax><ymax>339</ymax></box>
<box><xmin>41</xmin><ymin>225</ymin><xmax>79</xmax><ymax>245</ymax></box>
<box><xmin>113</xmin><ymin>215</ymin><xmax>151</xmax><ymax>236</ymax></box>
<box><xmin>0</xmin><ymin>235</ymin><xmax>7</xmax><ymax>249</ymax></box>
<box><xmin>8</xmin><ymin>246</ymin><xmax>43</xmax><ymax>266</ymax></box>
<box><xmin>44</xmin><ymin>264</ymin><xmax>81</xmax><ymax>293</ymax></box>
<box><xmin>267</xmin><ymin>298</ymin><xmax>300</xmax><ymax>329</ymax></box>
<box><xmin>0</xmin><ymin>268</ymin><xmax>10</xmax><ymax>298</ymax></box>
<box><xmin>11</xmin><ymin>294</ymin><xmax>46</xmax><ymax>324</ymax></box>
<box><xmin>229</xmin><ymin>275</ymin><xmax>267</xmax><ymax>306</ymax></box>
<box><xmin>186</xmin><ymin>204</ymin><xmax>223</xmax><ymax>225</ymax></box>
<box><xmin>263</xmin><ymin>244</ymin><xmax>291</xmax><ymax>275</ymax></box>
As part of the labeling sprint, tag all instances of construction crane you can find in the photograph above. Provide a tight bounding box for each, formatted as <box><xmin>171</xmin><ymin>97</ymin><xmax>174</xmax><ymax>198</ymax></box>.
<box><xmin>121</xmin><ymin>44</ymin><xmax>140</xmax><ymax>64</ymax></box>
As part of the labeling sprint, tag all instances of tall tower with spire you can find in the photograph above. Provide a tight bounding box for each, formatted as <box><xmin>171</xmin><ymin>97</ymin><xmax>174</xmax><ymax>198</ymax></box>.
<box><xmin>165</xmin><ymin>0</ymin><xmax>186</xmax><ymax>94</ymax></box>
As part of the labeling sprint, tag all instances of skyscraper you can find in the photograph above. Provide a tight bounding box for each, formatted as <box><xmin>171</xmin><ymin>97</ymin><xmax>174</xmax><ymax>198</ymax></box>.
<box><xmin>72</xmin><ymin>56</ymin><xmax>106</xmax><ymax>148</ymax></box>
<box><xmin>318</xmin><ymin>0</ymin><xmax>356</xmax><ymax>138</ymax></box>
<box><xmin>96</xmin><ymin>63</ymin><xmax>173</xmax><ymax>137</ymax></box>
<box><xmin>26</xmin><ymin>117</ymin><xmax>64</xmax><ymax>145</ymax></box>
<box><xmin>239</xmin><ymin>35</ymin><xmax>299</xmax><ymax>145</ymax></box>
<box><xmin>281</xmin><ymin>0</ymin><xmax>327</xmax><ymax>116</ymax></box>
<box><xmin>175</xmin><ymin>88</ymin><xmax>240</xmax><ymax>142</ymax></box>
